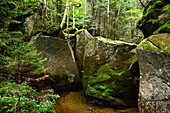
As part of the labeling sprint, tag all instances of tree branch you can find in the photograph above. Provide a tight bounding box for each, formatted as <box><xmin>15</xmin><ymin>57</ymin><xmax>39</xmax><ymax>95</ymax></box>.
<box><xmin>139</xmin><ymin>0</ymin><xmax>146</xmax><ymax>8</ymax></box>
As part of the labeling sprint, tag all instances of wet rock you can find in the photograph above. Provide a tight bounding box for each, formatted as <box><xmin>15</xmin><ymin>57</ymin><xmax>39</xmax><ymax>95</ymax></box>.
<box><xmin>137</xmin><ymin>49</ymin><xmax>170</xmax><ymax>113</ymax></box>
<box><xmin>31</xmin><ymin>33</ymin><xmax>81</xmax><ymax>90</ymax></box>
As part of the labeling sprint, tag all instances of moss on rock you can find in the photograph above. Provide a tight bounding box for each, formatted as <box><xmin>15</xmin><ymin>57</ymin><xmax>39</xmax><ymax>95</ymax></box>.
<box><xmin>148</xmin><ymin>33</ymin><xmax>170</xmax><ymax>54</ymax></box>
<box><xmin>156</xmin><ymin>21</ymin><xmax>170</xmax><ymax>33</ymax></box>
<box><xmin>83</xmin><ymin>64</ymin><xmax>135</xmax><ymax>106</ymax></box>
<box><xmin>136</xmin><ymin>0</ymin><xmax>169</xmax><ymax>37</ymax></box>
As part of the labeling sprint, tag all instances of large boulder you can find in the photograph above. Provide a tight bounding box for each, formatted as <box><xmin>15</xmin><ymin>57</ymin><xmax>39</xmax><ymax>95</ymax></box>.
<box><xmin>82</xmin><ymin>36</ymin><xmax>138</xmax><ymax>107</ymax></box>
<box><xmin>31</xmin><ymin>33</ymin><xmax>81</xmax><ymax>90</ymax></box>
<box><xmin>136</xmin><ymin>0</ymin><xmax>170</xmax><ymax>38</ymax></box>
<box><xmin>137</xmin><ymin>33</ymin><xmax>170</xmax><ymax>113</ymax></box>
<box><xmin>24</xmin><ymin>13</ymin><xmax>49</xmax><ymax>36</ymax></box>
<box><xmin>83</xmin><ymin>64</ymin><xmax>137</xmax><ymax>107</ymax></box>
<box><xmin>137</xmin><ymin>49</ymin><xmax>170</xmax><ymax>113</ymax></box>
<box><xmin>24</xmin><ymin>12</ymin><xmax>64</xmax><ymax>39</ymax></box>
<box><xmin>83</xmin><ymin>37</ymin><xmax>137</xmax><ymax>76</ymax></box>
<box><xmin>75</xmin><ymin>30</ymin><xmax>93</xmax><ymax>74</ymax></box>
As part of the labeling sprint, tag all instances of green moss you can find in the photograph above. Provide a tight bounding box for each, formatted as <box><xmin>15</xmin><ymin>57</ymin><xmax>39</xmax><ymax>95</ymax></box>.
<box><xmin>75</xmin><ymin>29</ymin><xmax>86</xmax><ymax>34</ymax></box>
<box><xmin>63</xmin><ymin>29</ymin><xmax>86</xmax><ymax>38</ymax></box>
<box><xmin>99</xmin><ymin>85</ymin><xmax>107</xmax><ymax>90</ymax></box>
<box><xmin>87</xmin><ymin>85</ymin><xmax>97</xmax><ymax>94</ymax></box>
<box><xmin>148</xmin><ymin>33</ymin><xmax>170</xmax><ymax>54</ymax></box>
<box><xmin>149</xmin><ymin>19</ymin><xmax>158</xmax><ymax>24</ymax></box>
<box><xmin>88</xmin><ymin>73</ymin><xmax>111</xmax><ymax>85</ymax></box>
<box><xmin>83</xmin><ymin>63</ymin><xmax>135</xmax><ymax>104</ymax></box>
<box><xmin>142</xmin><ymin>41</ymin><xmax>155</xmax><ymax>51</ymax></box>
<box><xmin>94</xmin><ymin>64</ymin><xmax>127</xmax><ymax>78</ymax></box>
<box><xmin>137</xmin><ymin>0</ymin><xmax>163</xmax><ymax>28</ymax></box>
<box><xmin>102</xmin><ymin>91</ymin><xmax>110</xmax><ymax>98</ymax></box>
<box><xmin>157</xmin><ymin>21</ymin><xmax>170</xmax><ymax>33</ymax></box>
<box><xmin>162</xmin><ymin>4</ymin><xmax>170</xmax><ymax>14</ymax></box>
<box><xmin>145</xmin><ymin>0</ymin><xmax>161</xmax><ymax>15</ymax></box>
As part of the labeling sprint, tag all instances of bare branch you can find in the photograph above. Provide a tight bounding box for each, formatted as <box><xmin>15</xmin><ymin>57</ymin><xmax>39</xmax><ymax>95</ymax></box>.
<box><xmin>139</xmin><ymin>0</ymin><xmax>146</xmax><ymax>8</ymax></box>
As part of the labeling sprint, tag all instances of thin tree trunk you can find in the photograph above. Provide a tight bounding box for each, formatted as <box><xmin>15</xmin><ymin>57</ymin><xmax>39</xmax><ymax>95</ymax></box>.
<box><xmin>67</xmin><ymin>1</ymin><xmax>70</xmax><ymax>39</ymax></box>
<box><xmin>107</xmin><ymin>0</ymin><xmax>110</xmax><ymax>38</ymax></box>
<box><xmin>103</xmin><ymin>15</ymin><xmax>106</xmax><ymax>37</ymax></box>
<box><xmin>92</xmin><ymin>2</ymin><xmax>95</xmax><ymax>36</ymax></box>
<box><xmin>84</xmin><ymin>0</ymin><xmax>87</xmax><ymax>28</ymax></box>
<box><xmin>72</xmin><ymin>0</ymin><xmax>75</xmax><ymax>28</ymax></box>
<box><xmin>60</xmin><ymin>0</ymin><xmax>69</xmax><ymax>29</ymax></box>
<box><xmin>97</xmin><ymin>8</ymin><xmax>100</xmax><ymax>36</ymax></box>
<box><xmin>50</xmin><ymin>2</ymin><xmax>54</xmax><ymax>24</ymax></box>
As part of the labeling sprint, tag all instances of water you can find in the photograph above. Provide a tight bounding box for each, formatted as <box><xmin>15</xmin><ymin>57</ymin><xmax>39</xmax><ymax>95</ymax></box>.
<box><xmin>54</xmin><ymin>90</ymin><xmax>138</xmax><ymax>113</ymax></box>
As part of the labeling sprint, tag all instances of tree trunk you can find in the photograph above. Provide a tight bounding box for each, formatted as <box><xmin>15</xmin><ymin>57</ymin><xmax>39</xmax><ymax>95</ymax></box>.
<box><xmin>72</xmin><ymin>0</ymin><xmax>75</xmax><ymax>29</ymax></box>
<box><xmin>83</xmin><ymin>0</ymin><xmax>87</xmax><ymax>28</ymax></box>
<box><xmin>106</xmin><ymin>0</ymin><xmax>110</xmax><ymax>38</ymax></box>
<box><xmin>60</xmin><ymin>0</ymin><xmax>69</xmax><ymax>29</ymax></box>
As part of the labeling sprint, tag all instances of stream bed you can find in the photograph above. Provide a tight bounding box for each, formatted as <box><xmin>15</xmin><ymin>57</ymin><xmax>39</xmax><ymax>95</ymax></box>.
<box><xmin>54</xmin><ymin>90</ymin><xmax>138</xmax><ymax>113</ymax></box>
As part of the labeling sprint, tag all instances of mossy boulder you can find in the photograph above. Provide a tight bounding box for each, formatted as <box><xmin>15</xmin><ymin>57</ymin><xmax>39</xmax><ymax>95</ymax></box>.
<box><xmin>83</xmin><ymin>36</ymin><xmax>137</xmax><ymax>76</ymax></box>
<box><xmin>136</xmin><ymin>0</ymin><xmax>170</xmax><ymax>38</ymax></box>
<box><xmin>82</xmin><ymin>64</ymin><xmax>137</xmax><ymax>107</ymax></box>
<box><xmin>82</xmin><ymin>37</ymin><xmax>139</xmax><ymax>107</ymax></box>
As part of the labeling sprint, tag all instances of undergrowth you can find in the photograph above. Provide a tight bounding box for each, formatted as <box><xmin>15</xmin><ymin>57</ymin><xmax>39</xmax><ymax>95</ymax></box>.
<box><xmin>0</xmin><ymin>80</ymin><xmax>60</xmax><ymax>113</ymax></box>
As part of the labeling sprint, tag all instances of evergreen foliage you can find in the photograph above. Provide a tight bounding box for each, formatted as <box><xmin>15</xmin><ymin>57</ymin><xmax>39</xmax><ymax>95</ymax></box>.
<box><xmin>0</xmin><ymin>1</ymin><xmax>56</xmax><ymax>113</ymax></box>
<box><xmin>0</xmin><ymin>80</ymin><xmax>59</xmax><ymax>113</ymax></box>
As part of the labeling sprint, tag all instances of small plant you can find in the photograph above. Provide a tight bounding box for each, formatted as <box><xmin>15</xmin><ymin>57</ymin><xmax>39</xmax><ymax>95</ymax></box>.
<box><xmin>99</xmin><ymin>85</ymin><xmax>106</xmax><ymax>90</ymax></box>
<box><xmin>102</xmin><ymin>90</ymin><xmax>110</xmax><ymax>98</ymax></box>
<box><xmin>88</xmin><ymin>85</ymin><xmax>97</xmax><ymax>94</ymax></box>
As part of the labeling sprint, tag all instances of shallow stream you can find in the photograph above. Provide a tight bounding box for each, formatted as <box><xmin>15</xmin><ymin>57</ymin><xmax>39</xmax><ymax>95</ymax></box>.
<box><xmin>54</xmin><ymin>90</ymin><xmax>138</xmax><ymax>113</ymax></box>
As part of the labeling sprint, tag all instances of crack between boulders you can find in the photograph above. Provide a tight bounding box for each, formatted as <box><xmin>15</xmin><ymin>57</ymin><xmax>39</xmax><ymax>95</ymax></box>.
<box><xmin>147</xmin><ymin>39</ymin><xmax>164</xmax><ymax>52</ymax></box>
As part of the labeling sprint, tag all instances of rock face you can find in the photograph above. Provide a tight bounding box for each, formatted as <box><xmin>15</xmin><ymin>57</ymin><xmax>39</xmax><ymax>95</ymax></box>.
<box><xmin>136</xmin><ymin>0</ymin><xmax>170</xmax><ymax>38</ymax></box>
<box><xmin>24</xmin><ymin>13</ymin><xmax>49</xmax><ymax>36</ymax></box>
<box><xmin>136</xmin><ymin>33</ymin><xmax>170</xmax><ymax>113</ymax></box>
<box><xmin>24</xmin><ymin>10</ymin><xmax>64</xmax><ymax>39</ymax></box>
<box><xmin>83</xmin><ymin>37</ymin><xmax>137</xmax><ymax>76</ymax></box>
<box><xmin>75</xmin><ymin>30</ymin><xmax>93</xmax><ymax>74</ymax></box>
<box><xmin>31</xmin><ymin>33</ymin><xmax>81</xmax><ymax>89</ymax></box>
<box><xmin>137</xmin><ymin>49</ymin><xmax>170</xmax><ymax>113</ymax></box>
<box><xmin>82</xmin><ymin>36</ymin><xmax>138</xmax><ymax>107</ymax></box>
<box><xmin>136</xmin><ymin>0</ymin><xmax>170</xmax><ymax>112</ymax></box>
<box><xmin>137</xmin><ymin>33</ymin><xmax>170</xmax><ymax>54</ymax></box>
